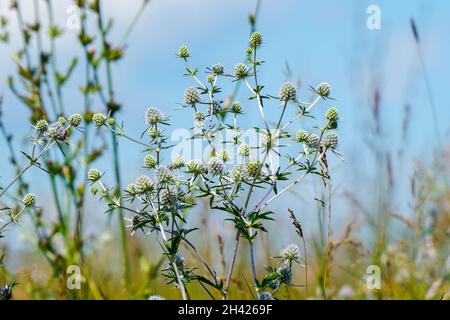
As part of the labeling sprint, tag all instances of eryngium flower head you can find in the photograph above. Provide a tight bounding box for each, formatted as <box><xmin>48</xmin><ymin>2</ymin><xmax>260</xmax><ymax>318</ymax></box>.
<box><xmin>135</xmin><ymin>175</ymin><xmax>154</xmax><ymax>193</ymax></box>
<box><xmin>232</xmin><ymin>164</ymin><xmax>248</xmax><ymax>182</ymax></box>
<box><xmin>316</xmin><ymin>82</ymin><xmax>331</xmax><ymax>97</ymax></box>
<box><xmin>234</xmin><ymin>63</ymin><xmax>249</xmax><ymax>79</ymax></box>
<box><xmin>184</xmin><ymin>87</ymin><xmax>201</xmax><ymax>105</ymax></box>
<box><xmin>148</xmin><ymin>127</ymin><xmax>161</xmax><ymax>139</ymax></box>
<box><xmin>160</xmin><ymin>187</ymin><xmax>177</xmax><ymax>206</ymax></box>
<box><xmin>259</xmin><ymin>291</ymin><xmax>274</xmax><ymax>300</ymax></box>
<box><xmin>249</xmin><ymin>31</ymin><xmax>262</xmax><ymax>47</ymax></box>
<box><xmin>325</xmin><ymin>107</ymin><xmax>339</xmax><ymax>122</ymax></box>
<box><xmin>323</xmin><ymin>132</ymin><xmax>339</xmax><ymax>150</ymax></box>
<box><xmin>231</xmin><ymin>101</ymin><xmax>243</xmax><ymax>114</ymax></box>
<box><xmin>211</xmin><ymin>63</ymin><xmax>224</xmax><ymax>76</ymax></box>
<box><xmin>186</xmin><ymin>159</ymin><xmax>204</xmax><ymax>175</ymax></box>
<box><xmin>23</xmin><ymin>193</ymin><xmax>36</xmax><ymax>207</ymax></box>
<box><xmin>279</xmin><ymin>82</ymin><xmax>297</xmax><ymax>102</ymax></box>
<box><xmin>177</xmin><ymin>45</ymin><xmax>190</xmax><ymax>59</ymax></box>
<box><xmin>238</xmin><ymin>143</ymin><xmax>250</xmax><ymax>156</ymax></box>
<box><xmin>194</xmin><ymin>111</ymin><xmax>205</xmax><ymax>122</ymax></box>
<box><xmin>280</xmin><ymin>244</ymin><xmax>301</xmax><ymax>263</ymax></box>
<box><xmin>295</xmin><ymin>130</ymin><xmax>309</xmax><ymax>142</ymax></box>
<box><xmin>88</xmin><ymin>168</ymin><xmax>102</xmax><ymax>183</ymax></box>
<box><xmin>45</xmin><ymin>122</ymin><xmax>66</xmax><ymax>141</ymax></box>
<box><xmin>35</xmin><ymin>120</ymin><xmax>48</xmax><ymax>133</ymax></box>
<box><xmin>277</xmin><ymin>264</ymin><xmax>292</xmax><ymax>284</ymax></box>
<box><xmin>172</xmin><ymin>155</ymin><xmax>185</xmax><ymax>169</ymax></box>
<box><xmin>92</xmin><ymin>113</ymin><xmax>107</xmax><ymax>127</ymax></box>
<box><xmin>145</xmin><ymin>106</ymin><xmax>165</xmax><ymax>125</ymax></box>
<box><xmin>207</xmin><ymin>74</ymin><xmax>215</xmax><ymax>84</ymax></box>
<box><xmin>247</xmin><ymin>158</ymin><xmax>262</xmax><ymax>178</ymax></box>
<box><xmin>219</xmin><ymin>149</ymin><xmax>230</xmax><ymax>162</ymax></box>
<box><xmin>58</xmin><ymin>116</ymin><xmax>66</xmax><ymax>124</ymax></box>
<box><xmin>126</xmin><ymin>183</ymin><xmax>138</xmax><ymax>196</ymax></box>
<box><xmin>155</xmin><ymin>166</ymin><xmax>175</xmax><ymax>184</ymax></box>
<box><xmin>68</xmin><ymin>113</ymin><xmax>82</xmax><ymax>127</ymax></box>
<box><xmin>208</xmin><ymin>157</ymin><xmax>225</xmax><ymax>176</ymax></box>
<box><xmin>144</xmin><ymin>155</ymin><xmax>157</xmax><ymax>168</ymax></box>
<box><xmin>306</xmin><ymin>133</ymin><xmax>320</xmax><ymax>150</ymax></box>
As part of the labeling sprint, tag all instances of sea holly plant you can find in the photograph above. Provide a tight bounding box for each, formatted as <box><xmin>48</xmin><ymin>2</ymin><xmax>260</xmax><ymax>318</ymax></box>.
<box><xmin>87</xmin><ymin>31</ymin><xmax>342</xmax><ymax>299</ymax></box>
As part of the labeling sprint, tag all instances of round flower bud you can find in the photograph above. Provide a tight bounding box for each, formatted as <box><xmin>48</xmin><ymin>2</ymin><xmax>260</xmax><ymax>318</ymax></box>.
<box><xmin>231</xmin><ymin>101</ymin><xmax>243</xmax><ymax>114</ymax></box>
<box><xmin>207</xmin><ymin>157</ymin><xmax>225</xmax><ymax>176</ymax></box>
<box><xmin>88</xmin><ymin>168</ymin><xmax>101</xmax><ymax>183</ymax></box>
<box><xmin>160</xmin><ymin>187</ymin><xmax>177</xmax><ymax>206</ymax></box>
<box><xmin>238</xmin><ymin>143</ymin><xmax>250</xmax><ymax>156</ymax></box>
<box><xmin>279</xmin><ymin>82</ymin><xmax>297</xmax><ymax>102</ymax></box>
<box><xmin>232</xmin><ymin>164</ymin><xmax>248</xmax><ymax>182</ymax></box>
<box><xmin>325</xmin><ymin>107</ymin><xmax>339</xmax><ymax>122</ymax></box>
<box><xmin>144</xmin><ymin>155</ymin><xmax>157</xmax><ymax>168</ymax></box>
<box><xmin>234</xmin><ymin>63</ymin><xmax>249</xmax><ymax>79</ymax></box>
<box><xmin>306</xmin><ymin>134</ymin><xmax>320</xmax><ymax>150</ymax></box>
<box><xmin>23</xmin><ymin>193</ymin><xmax>36</xmax><ymax>207</ymax></box>
<box><xmin>126</xmin><ymin>183</ymin><xmax>138</xmax><ymax>196</ymax></box>
<box><xmin>36</xmin><ymin>120</ymin><xmax>48</xmax><ymax>133</ymax></box>
<box><xmin>184</xmin><ymin>87</ymin><xmax>201</xmax><ymax>105</ymax></box>
<box><xmin>145</xmin><ymin>106</ymin><xmax>165</xmax><ymax>125</ymax></box>
<box><xmin>323</xmin><ymin>132</ymin><xmax>339</xmax><ymax>150</ymax></box>
<box><xmin>68</xmin><ymin>113</ymin><xmax>82</xmax><ymax>127</ymax></box>
<box><xmin>194</xmin><ymin>111</ymin><xmax>205</xmax><ymax>122</ymax></box>
<box><xmin>155</xmin><ymin>166</ymin><xmax>175</xmax><ymax>184</ymax></box>
<box><xmin>278</xmin><ymin>264</ymin><xmax>292</xmax><ymax>284</ymax></box>
<box><xmin>186</xmin><ymin>159</ymin><xmax>204</xmax><ymax>175</ymax></box>
<box><xmin>58</xmin><ymin>116</ymin><xmax>66</xmax><ymax>124</ymax></box>
<box><xmin>135</xmin><ymin>175</ymin><xmax>154</xmax><ymax>193</ymax></box>
<box><xmin>296</xmin><ymin>130</ymin><xmax>309</xmax><ymax>142</ymax></box>
<box><xmin>45</xmin><ymin>122</ymin><xmax>66</xmax><ymax>141</ymax></box>
<box><xmin>316</xmin><ymin>82</ymin><xmax>331</xmax><ymax>97</ymax></box>
<box><xmin>148</xmin><ymin>127</ymin><xmax>161</xmax><ymax>139</ymax></box>
<box><xmin>211</xmin><ymin>63</ymin><xmax>224</xmax><ymax>76</ymax></box>
<box><xmin>107</xmin><ymin>118</ymin><xmax>116</xmax><ymax>126</ymax></box>
<box><xmin>172</xmin><ymin>155</ymin><xmax>185</xmax><ymax>169</ymax></box>
<box><xmin>177</xmin><ymin>45</ymin><xmax>190</xmax><ymax>59</ymax></box>
<box><xmin>249</xmin><ymin>31</ymin><xmax>262</xmax><ymax>47</ymax></box>
<box><xmin>207</xmin><ymin>74</ymin><xmax>215</xmax><ymax>84</ymax></box>
<box><xmin>92</xmin><ymin>113</ymin><xmax>107</xmax><ymax>127</ymax></box>
<box><xmin>247</xmin><ymin>158</ymin><xmax>261</xmax><ymax>178</ymax></box>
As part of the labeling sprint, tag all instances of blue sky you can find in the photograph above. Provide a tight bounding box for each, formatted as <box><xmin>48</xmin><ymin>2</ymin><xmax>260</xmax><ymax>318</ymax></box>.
<box><xmin>0</xmin><ymin>0</ymin><xmax>449</xmax><ymax>246</ymax></box>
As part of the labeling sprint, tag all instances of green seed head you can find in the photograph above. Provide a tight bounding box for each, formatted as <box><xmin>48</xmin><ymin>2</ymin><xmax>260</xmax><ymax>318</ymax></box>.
<box><xmin>92</xmin><ymin>113</ymin><xmax>107</xmax><ymax>127</ymax></box>
<box><xmin>58</xmin><ymin>116</ymin><xmax>66</xmax><ymax>124</ymax></box>
<box><xmin>234</xmin><ymin>63</ymin><xmax>249</xmax><ymax>79</ymax></box>
<box><xmin>326</xmin><ymin>107</ymin><xmax>339</xmax><ymax>122</ymax></box>
<box><xmin>172</xmin><ymin>155</ymin><xmax>185</xmax><ymax>169</ymax></box>
<box><xmin>135</xmin><ymin>175</ymin><xmax>154</xmax><ymax>193</ymax></box>
<box><xmin>45</xmin><ymin>122</ymin><xmax>66</xmax><ymax>141</ymax></box>
<box><xmin>126</xmin><ymin>183</ymin><xmax>138</xmax><ymax>196</ymax></box>
<box><xmin>184</xmin><ymin>87</ymin><xmax>201</xmax><ymax>105</ymax></box>
<box><xmin>36</xmin><ymin>120</ymin><xmax>48</xmax><ymax>133</ymax></box>
<box><xmin>238</xmin><ymin>143</ymin><xmax>250</xmax><ymax>157</ymax></box>
<box><xmin>207</xmin><ymin>74</ymin><xmax>215</xmax><ymax>84</ymax></box>
<box><xmin>316</xmin><ymin>82</ymin><xmax>331</xmax><ymax>97</ymax></box>
<box><xmin>186</xmin><ymin>159</ymin><xmax>205</xmax><ymax>175</ymax></box>
<box><xmin>231</xmin><ymin>101</ymin><xmax>243</xmax><ymax>114</ymax></box>
<box><xmin>247</xmin><ymin>158</ymin><xmax>262</xmax><ymax>178</ymax></box>
<box><xmin>280</xmin><ymin>82</ymin><xmax>297</xmax><ymax>102</ymax></box>
<box><xmin>148</xmin><ymin>127</ymin><xmax>161</xmax><ymax>139</ymax></box>
<box><xmin>306</xmin><ymin>134</ymin><xmax>320</xmax><ymax>150</ymax></box>
<box><xmin>211</xmin><ymin>63</ymin><xmax>224</xmax><ymax>76</ymax></box>
<box><xmin>232</xmin><ymin>164</ymin><xmax>248</xmax><ymax>182</ymax></box>
<box><xmin>23</xmin><ymin>193</ymin><xmax>36</xmax><ymax>207</ymax></box>
<box><xmin>144</xmin><ymin>155</ymin><xmax>157</xmax><ymax>168</ymax></box>
<box><xmin>88</xmin><ymin>168</ymin><xmax>101</xmax><ymax>183</ymax></box>
<box><xmin>249</xmin><ymin>31</ymin><xmax>262</xmax><ymax>47</ymax></box>
<box><xmin>323</xmin><ymin>132</ymin><xmax>339</xmax><ymax>150</ymax></box>
<box><xmin>219</xmin><ymin>149</ymin><xmax>230</xmax><ymax>162</ymax></box>
<box><xmin>194</xmin><ymin>111</ymin><xmax>205</xmax><ymax>122</ymax></box>
<box><xmin>177</xmin><ymin>45</ymin><xmax>190</xmax><ymax>59</ymax></box>
<box><xmin>68</xmin><ymin>113</ymin><xmax>82</xmax><ymax>127</ymax></box>
<box><xmin>296</xmin><ymin>130</ymin><xmax>309</xmax><ymax>143</ymax></box>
